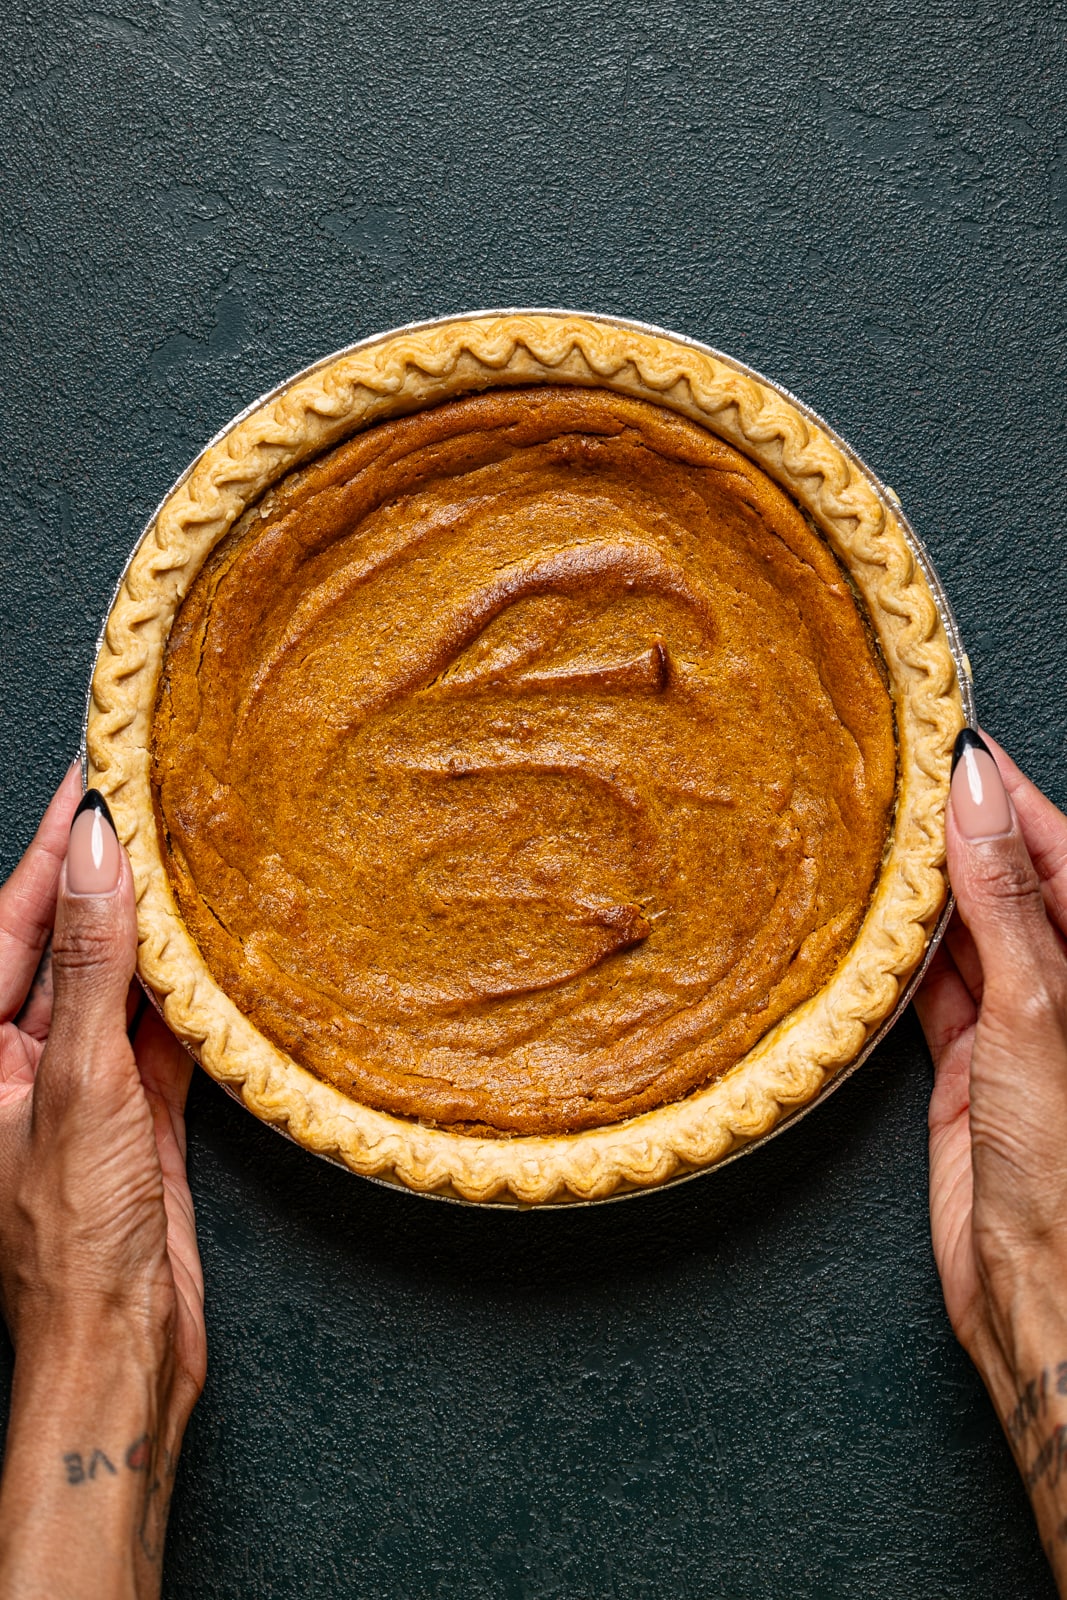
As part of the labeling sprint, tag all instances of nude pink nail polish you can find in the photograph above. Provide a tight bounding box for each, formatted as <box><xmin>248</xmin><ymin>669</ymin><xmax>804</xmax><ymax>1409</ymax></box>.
<box><xmin>950</xmin><ymin>729</ymin><xmax>1013</xmax><ymax>842</ymax></box>
<box><xmin>68</xmin><ymin>791</ymin><xmax>121</xmax><ymax>895</ymax></box>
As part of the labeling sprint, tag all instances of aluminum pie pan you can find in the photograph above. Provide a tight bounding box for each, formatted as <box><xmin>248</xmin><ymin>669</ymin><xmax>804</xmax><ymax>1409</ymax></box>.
<box><xmin>82</xmin><ymin>307</ymin><xmax>975</xmax><ymax>1209</ymax></box>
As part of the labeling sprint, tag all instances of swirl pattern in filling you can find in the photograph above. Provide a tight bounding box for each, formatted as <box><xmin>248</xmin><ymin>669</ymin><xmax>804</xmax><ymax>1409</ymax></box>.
<box><xmin>152</xmin><ymin>385</ymin><xmax>896</xmax><ymax>1135</ymax></box>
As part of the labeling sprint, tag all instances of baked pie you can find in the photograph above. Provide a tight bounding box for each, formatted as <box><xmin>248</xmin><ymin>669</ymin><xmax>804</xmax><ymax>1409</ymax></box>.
<box><xmin>88</xmin><ymin>313</ymin><xmax>963</xmax><ymax>1203</ymax></box>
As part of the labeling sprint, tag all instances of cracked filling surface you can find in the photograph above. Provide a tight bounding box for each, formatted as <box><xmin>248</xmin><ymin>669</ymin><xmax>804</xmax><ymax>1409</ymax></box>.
<box><xmin>152</xmin><ymin>385</ymin><xmax>896</xmax><ymax>1136</ymax></box>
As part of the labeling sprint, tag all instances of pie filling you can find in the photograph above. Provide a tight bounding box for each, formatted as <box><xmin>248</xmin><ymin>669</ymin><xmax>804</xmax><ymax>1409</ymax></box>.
<box><xmin>152</xmin><ymin>385</ymin><xmax>896</xmax><ymax>1136</ymax></box>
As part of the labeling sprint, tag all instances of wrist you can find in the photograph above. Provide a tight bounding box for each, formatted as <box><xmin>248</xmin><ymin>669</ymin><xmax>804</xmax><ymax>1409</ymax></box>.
<box><xmin>0</xmin><ymin>1316</ymin><xmax>186</xmax><ymax>1600</ymax></box>
<box><xmin>967</xmin><ymin>1306</ymin><xmax>1067</xmax><ymax>1589</ymax></box>
<box><xmin>23</xmin><ymin>1303</ymin><xmax>174</xmax><ymax>1380</ymax></box>
<box><xmin>12</xmin><ymin>1331</ymin><xmax>184</xmax><ymax>1453</ymax></box>
<box><xmin>972</xmin><ymin>1267</ymin><xmax>1067</xmax><ymax>1403</ymax></box>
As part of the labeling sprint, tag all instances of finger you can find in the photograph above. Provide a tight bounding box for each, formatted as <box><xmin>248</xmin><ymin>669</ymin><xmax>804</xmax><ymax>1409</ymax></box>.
<box><xmin>133</xmin><ymin>1009</ymin><xmax>204</xmax><ymax>1329</ymax></box>
<box><xmin>0</xmin><ymin>1021</ymin><xmax>38</xmax><ymax>1097</ymax></box>
<box><xmin>0</xmin><ymin>762</ymin><xmax>82</xmax><ymax>1021</ymax></box>
<box><xmin>945</xmin><ymin>916</ymin><xmax>983</xmax><ymax>1006</ymax></box>
<box><xmin>132</xmin><ymin>1005</ymin><xmax>194</xmax><ymax>1159</ymax></box>
<box><xmin>915</xmin><ymin>942</ymin><xmax>976</xmax><ymax>1133</ymax></box>
<box><xmin>947</xmin><ymin>729</ymin><xmax>1067</xmax><ymax>1019</ymax></box>
<box><xmin>11</xmin><ymin>963</ymin><xmax>143</xmax><ymax>1056</ymax></box>
<box><xmin>13</xmin><ymin>936</ymin><xmax>54</xmax><ymax>1042</ymax></box>
<box><xmin>915</xmin><ymin>942</ymin><xmax>977</xmax><ymax>1067</ymax></box>
<box><xmin>34</xmin><ymin>792</ymin><xmax>139</xmax><ymax>1118</ymax></box>
<box><xmin>979</xmin><ymin>732</ymin><xmax>1067</xmax><ymax>936</ymax></box>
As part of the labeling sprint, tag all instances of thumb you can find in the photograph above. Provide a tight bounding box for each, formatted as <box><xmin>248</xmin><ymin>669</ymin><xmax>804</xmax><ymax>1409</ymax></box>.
<box><xmin>947</xmin><ymin>729</ymin><xmax>1065</xmax><ymax>1012</ymax></box>
<box><xmin>37</xmin><ymin>791</ymin><xmax>138</xmax><ymax>1111</ymax></box>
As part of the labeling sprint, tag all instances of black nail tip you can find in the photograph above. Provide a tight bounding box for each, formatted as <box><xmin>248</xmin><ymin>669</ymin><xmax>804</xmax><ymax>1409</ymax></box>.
<box><xmin>951</xmin><ymin>726</ymin><xmax>992</xmax><ymax>776</ymax></box>
<box><xmin>73</xmin><ymin>788</ymin><xmax>116</xmax><ymax>833</ymax></box>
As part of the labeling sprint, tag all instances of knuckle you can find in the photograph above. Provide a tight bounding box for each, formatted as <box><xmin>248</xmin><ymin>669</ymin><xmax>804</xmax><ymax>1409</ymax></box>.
<box><xmin>1021</xmin><ymin>978</ymin><xmax>1067</xmax><ymax>1032</ymax></box>
<box><xmin>51</xmin><ymin>922</ymin><xmax>122</xmax><ymax>976</ymax></box>
<box><xmin>970</xmin><ymin>850</ymin><xmax>1043</xmax><ymax>912</ymax></box>
<box><xmin>983</xmin><ymin>979</ymin><xmax>1067</xmax><ymax>1047</ymax></box>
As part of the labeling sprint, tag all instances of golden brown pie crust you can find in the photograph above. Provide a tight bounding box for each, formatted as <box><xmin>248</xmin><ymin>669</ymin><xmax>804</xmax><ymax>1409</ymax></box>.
<box><xmin>87</xmin><ymin>313</ymin><xmax>962</xmax><ymax>1203</ymax></box>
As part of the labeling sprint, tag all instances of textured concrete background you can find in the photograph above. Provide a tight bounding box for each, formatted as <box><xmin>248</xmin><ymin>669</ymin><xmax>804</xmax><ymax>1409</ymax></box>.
<box><xmin>2</xmin><ymin>1</ymin><xmax>1065</xmax><ymax>1595</ymax></box>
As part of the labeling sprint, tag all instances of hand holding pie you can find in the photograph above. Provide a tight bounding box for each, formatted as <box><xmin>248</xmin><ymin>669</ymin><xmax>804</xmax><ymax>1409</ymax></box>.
<box><xmin>918</xmin><ymin>731</ymin><xmax>1067</xmax><ymax>1590</ymax></box>
<box><xmin>0</xmin><ymin>772</ymin><xmax>204</xmax><ymax>1599</ymax></box>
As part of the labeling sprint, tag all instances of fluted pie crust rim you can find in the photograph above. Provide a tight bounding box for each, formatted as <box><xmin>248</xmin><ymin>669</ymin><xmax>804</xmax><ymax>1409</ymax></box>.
<box><xmin>87</xmin><ymin>312</ymin><xmax>962</xmax><ymax>1204</ymax></box>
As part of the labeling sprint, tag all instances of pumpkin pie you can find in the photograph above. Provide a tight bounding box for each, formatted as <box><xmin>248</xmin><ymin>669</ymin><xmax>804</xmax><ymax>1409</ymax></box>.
<box><xmin>87</xmin><ymin>313</ymin><xmax>963</xmax><ymax>1202</ymax></box>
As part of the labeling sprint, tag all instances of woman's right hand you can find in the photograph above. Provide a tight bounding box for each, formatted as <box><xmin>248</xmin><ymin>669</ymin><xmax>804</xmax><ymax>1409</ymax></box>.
<box><xmin>918</xmin><ymin>730</ymin><xmax>1067</xmax><ymax>1590</ymax></box>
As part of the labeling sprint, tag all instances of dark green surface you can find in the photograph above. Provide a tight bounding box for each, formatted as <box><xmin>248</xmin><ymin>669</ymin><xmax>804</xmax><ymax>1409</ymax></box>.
<box><xmin>2</xmin><ymin>2</ymin><xmax>1065</xmax><ymax>1594</ymax></box>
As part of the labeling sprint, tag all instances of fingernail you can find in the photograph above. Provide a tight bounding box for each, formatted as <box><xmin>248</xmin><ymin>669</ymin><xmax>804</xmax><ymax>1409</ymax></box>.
<box><xmin>950</xmin><ymin>728</ymin><xmax>1013</xmax><ymax>842</ymax></box>
<box><xmin>68</xmin><ymin>790</ymin><xmax>121</xmax><ymax>895</ymax></box>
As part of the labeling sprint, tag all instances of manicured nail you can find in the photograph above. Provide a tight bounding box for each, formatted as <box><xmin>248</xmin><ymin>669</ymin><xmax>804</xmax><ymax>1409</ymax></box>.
<box><xmin>950</xmin><ymin>728</ymin><xmax>1013</xmax><ymax>842</ymax></box>
<box><xmin>68</xmin><ymin>790</ymin><xmax>121</xmax><ymax>895</ymax></box>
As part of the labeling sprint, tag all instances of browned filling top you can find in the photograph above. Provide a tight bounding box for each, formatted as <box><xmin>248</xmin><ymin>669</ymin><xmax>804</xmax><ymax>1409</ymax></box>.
<box><xmin>152</xmin><ymin>385</ymin><xmax>896</xmax><ymax>1136</ymax></box>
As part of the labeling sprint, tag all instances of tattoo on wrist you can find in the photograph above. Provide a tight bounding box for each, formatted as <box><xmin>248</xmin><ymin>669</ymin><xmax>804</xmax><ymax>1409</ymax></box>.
<box><xmin>61</xmin><ymin>1433</ymin><xmax>176</xmax><ymax>1565</ymax></box>
<box><xmin>1005</xmin><ymin>1363</ymin><xmax>1067</xmax><ymax>1448</ymax></box>
<box><xmin>62</xmin><ymin>1433</ymin><xmax>154</xmax><ymax>1486</ymax></box>
<box><xmin>1003</xmin><ymin>1363</ymin><xmax>1067</xmax><ymax>1497</ymax></box>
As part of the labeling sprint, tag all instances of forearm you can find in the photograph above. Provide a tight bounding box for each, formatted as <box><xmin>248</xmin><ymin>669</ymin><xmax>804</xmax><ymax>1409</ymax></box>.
<box><xmin>0</xmin><ymin>1324</ymin><xmax>185</xmax><ymax>1600</ymax></box>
